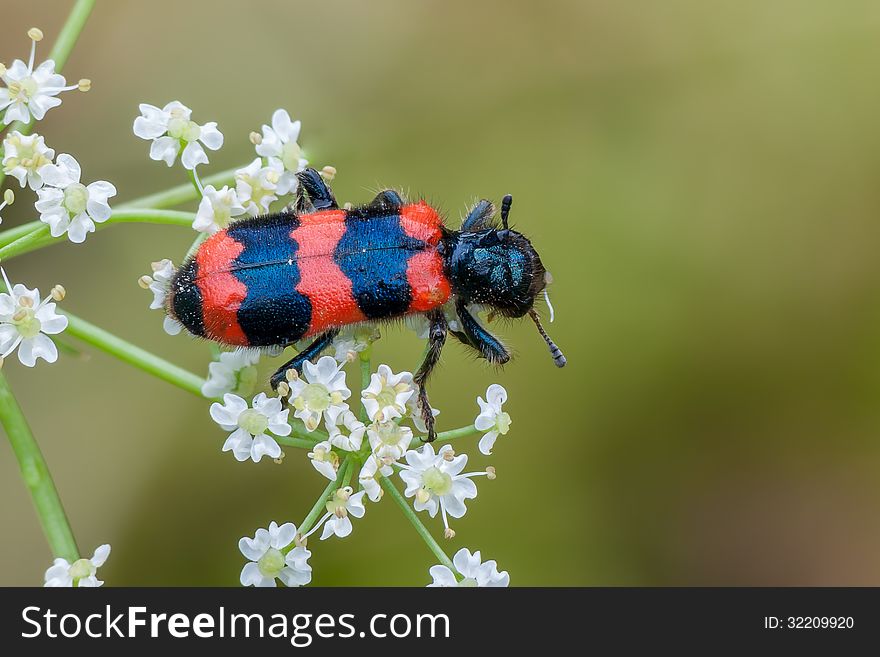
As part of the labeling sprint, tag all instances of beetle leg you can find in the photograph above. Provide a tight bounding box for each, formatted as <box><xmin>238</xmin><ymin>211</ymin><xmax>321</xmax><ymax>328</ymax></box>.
<box><xmin>368</xmin><ymin>190</ymin><xmax>404</xmax><ymax>211</ymax></box>
<box><xmin>295</xmin><ymin>168</ymin><xmax>338</xmax><ymax>211</ymax></box>
<box><xmin>413</xmin><ymin>309</ymin><xmax>448</xmax><ymax>442</ymax></box>
<box><xmin>455</xmin><ymin>299</ymin><xmax>511</xmax><ymax>365</ymax></box>
<box><xmin>270</xmin><ymin>329</ymin><xmax>340</xmax><ymax>392</ymax></box>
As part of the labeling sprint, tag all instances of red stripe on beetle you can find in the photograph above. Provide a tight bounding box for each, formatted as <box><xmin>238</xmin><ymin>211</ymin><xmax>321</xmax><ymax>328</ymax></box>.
<box><xmin>406</xmin><ymin>250</ymin><xmax>451</xmax><ymax>313</ymax></box>
<box><xmin>400</xmin><ymin>202</ymin><xmax>450</xmax><ymax>312</ymax></box>
<box><xmin>292</xmin><ymin>210</ymin><xmax>367</xmax><ymax>335</ymax></box>
<box><xmin>195</xmin><ymin>231</ymin><xmax>249</xmax><ymax>346</ymax></box>
<box><xmin>400</xmin><ymin>202</ymin><xmax>443</xmax><ymax>244</ymax></box>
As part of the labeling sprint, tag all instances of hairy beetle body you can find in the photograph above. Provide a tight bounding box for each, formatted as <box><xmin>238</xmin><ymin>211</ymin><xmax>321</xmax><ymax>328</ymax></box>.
<box><xmin>167</xmin><ymin>168</ymin><xmax>565</xmax><ymax>441</ymax></box>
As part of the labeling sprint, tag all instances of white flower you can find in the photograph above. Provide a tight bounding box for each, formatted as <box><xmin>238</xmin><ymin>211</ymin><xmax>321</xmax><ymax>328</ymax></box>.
<box><xmin>2</xmin><ymin>131</ymin><xmax>54</xmax><ymax>190</ymax></box>
<box><xmin>193</xmin><ymin>184</ymin><xmax>245</xmax><ymax>233</ymax></box>
<box><xmin>201</xmin><ymin>349</ymin><xmax>260</xmax><ymax>398</ymax></box>
<box><xmin>367</xmin><ymin>421</ymin><xmax>413</xmax><ymax>463</ymax></box>
<box><xmin>406</xmin><ymin>393</ymin><xmax>440</xmax><ymax>435</ymax></box>
<box><xmin>0</xmin><ymin>269</ymin><xmax>67</xmax><ymax>367</ymax></box>
<box><xmin>358</xmin><ymin>455</ymin><xmax>392</xmax><ymax>502</ymax></box>
<box><xmin>138</xmin><ymin>259</ymin><xmax>182</xmax><ymax>335</ymax></box>
<box><xmin>34</xmin><ymin>154</ymin><xmax>116</xmax><ymax>244</ymax></box>
<box><xmin>235</xmin><ymin>157</ymin><xmax>282</xmax><ymax>215</ymax></box>
<box><xmin>0</xmin><ymin>33</ymin><xmax>82</xmax><ymax>125</ymax></box>
<box><xmin>399</xmin><ymin>444</ymin><xmax>487</xmax><ymax>533</ymax></box>
<box><xmin>304</xmin><ymin>487</ymin><xmax>366</xmax><ymax>541</ymax></box>
<box><xmin>307</xmin><ymin>440</ymin><xmax>339</xmax><ymax>481</ymax></box>
<box><xmin>362</xmin><ymin>364</ymin><xmax>415</xmax><ymax>423</ymax></box>
<box><xmin>427</xmin><ymin>548</ymin><xmax>509</xmax><ymax>587</ymax></box>
<box><xmin>475</xmin><ymin>384</ymin><xmax>511</xmax><ymax>455</ymax></box>
<box><xmin>133</xmin><ymin>101</ymin><xmax>223</xmax><ymax>169</ymax></box>
<box><xmin>239</xmin><ymin>522</ymin><xmax>311</xmax><ymax>587</ymax></box>
<box><xmin>44</xmin><ymin>544</ymin><xmax>111</xmax><ymax>588</ymax></box>
<box><xmin>255</xmin><ymin>109</ymin><xmax>307</xmax><ymax>194</ymax></box>
<box><xmin>329</xmin><ymin>326</ymin><xmax>380</xmax><ymax>364</ymax></box>
<box><xmin>210</xmin><ymin>392</ymin><xmax>291</xmax><ymax>463</ymax></box>
<box><xmin>288</xmin><ymin>356</ymin><xmax>351</xmax><ymax>431</ymax></box>
<box><xmin>326</xmin><ymin>409</ymin><xmax>366</xmax><ymax>452</ymax></box>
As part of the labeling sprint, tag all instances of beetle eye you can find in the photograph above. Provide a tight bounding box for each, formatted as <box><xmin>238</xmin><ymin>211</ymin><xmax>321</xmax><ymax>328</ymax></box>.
<box><xmin>497</xmin><ymin>229</ymin><xmax>510</xmax><ymax>243</ymax></box>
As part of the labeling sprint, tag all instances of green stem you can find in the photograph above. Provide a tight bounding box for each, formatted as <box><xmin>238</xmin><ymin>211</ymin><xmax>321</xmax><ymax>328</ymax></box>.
<box><xmin>0</xmin><ymin>222</ymin><xmax>43</xmax><ymax>249</ymax></box>
<box><xmin>380</xmin><ymin>475</ymin><xmax>454</xmax><ymax>571</ymax></box>
<box><xmin>0</xmin><ymin>371</ymin><xmax>79</xmax><ymax>562</ymax></box>
<box><xmin>341</xmin><ymin>458</ymin><xmax>355</xmax><ymax>487</ymax></box>
<box><xmin>418</xmin><ymin>424</ymin><xmax>479</xmax><ymax>445</ymax></box>
<box><xmin>298</xmin><ymin>455</ymin><xmax>351</xmax><ymax>537</ymax></box>
<box><xmin>63</xmin><ymin>311</ymin><xmax>206</xmax><ymax>398</ymax></box>
<box><xmin>116</xmin><ymin>165</ymin><xmax>242</xmax><ymax>211</ymax></box>
<box><xmin>288</xmin><ymin>423</ymin><xmax>327</xmax><ymax>443</ymax></box>
<box><xmin>275</xmin><ymin>436</ymin><xmax>320</xmax><ymax>450</ymax></box>
<box><xmin>0</xmin><ymin>210</ymin><xmax>194</xmax><ymax>261</ymax></box>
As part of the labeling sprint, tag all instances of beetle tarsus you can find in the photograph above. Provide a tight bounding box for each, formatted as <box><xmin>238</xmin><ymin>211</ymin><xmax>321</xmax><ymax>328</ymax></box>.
<box><xmin>414</xmin><ymin>309</ymin><xmax>448</xmax><ymax>442</ymax></box>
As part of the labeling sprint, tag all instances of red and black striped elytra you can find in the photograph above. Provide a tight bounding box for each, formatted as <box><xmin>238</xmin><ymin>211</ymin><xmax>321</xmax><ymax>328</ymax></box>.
<box><xmin>168</xmin><ymin>168</ymin><xmax>565</xmax><ymax>440</ymax></box>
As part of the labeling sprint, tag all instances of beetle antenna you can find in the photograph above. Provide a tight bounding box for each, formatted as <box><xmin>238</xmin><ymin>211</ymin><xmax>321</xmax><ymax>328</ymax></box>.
<box><xmin>500</xmin><ymin>194</ymin><xmax>512</xmax><ymax>230</ymax></box>
<box><xmin>528</xmin><ymin>308</ymin><xmax>566</xmax><ymax>367</ymax></box>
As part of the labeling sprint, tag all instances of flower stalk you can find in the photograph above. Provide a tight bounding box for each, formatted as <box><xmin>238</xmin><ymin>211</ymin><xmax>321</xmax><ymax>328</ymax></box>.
<box><xmin>63</xmin><ymin>311</ymin><xmax>206</xmax><ymax>398</ymax></box>
<box><xmin>0</xmin><ymin>370</ymin><xmax>79</xmax><ymax>562</ymax></box>
<box><xmin>380</xmin><ymin>475</ymin><xmax>454</xmax><ymax>571</ymax></box>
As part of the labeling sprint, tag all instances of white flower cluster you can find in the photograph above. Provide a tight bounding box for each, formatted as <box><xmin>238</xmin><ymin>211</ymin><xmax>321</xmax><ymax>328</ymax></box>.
<box><xmin>209</xmin><ymin>335</ymin><xmax>514</xmax><ymax>586</ymax></box>
<box><xmin>133</xmin><ymin>101</ymin><xmax>314</xmax><ymax>235</ymax></box>
<box><xmin>0</xmin><ymin>29</ymin><xmax>114</xmax><ymax>241</ymax></box>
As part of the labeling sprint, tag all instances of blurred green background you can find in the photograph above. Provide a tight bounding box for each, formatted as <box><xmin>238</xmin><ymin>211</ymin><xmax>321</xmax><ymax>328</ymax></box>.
<box><xmin>2</xmin><ymin>0</ymin><xmax>880</xmax><ymax>586</ymax></box>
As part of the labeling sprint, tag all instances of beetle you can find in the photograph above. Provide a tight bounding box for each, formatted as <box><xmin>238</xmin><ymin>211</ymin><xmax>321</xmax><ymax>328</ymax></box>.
<box><xmin>167</xmin><ymin>168</ymin><xmax>565</xmax><ymax>441</ymax></box>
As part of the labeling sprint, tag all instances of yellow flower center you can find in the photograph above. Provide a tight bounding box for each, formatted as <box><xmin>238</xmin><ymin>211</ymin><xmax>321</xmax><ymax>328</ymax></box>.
<box><xmin>496</xmin><ymin>411</ymin><xmax>511</xmax><ymax>435</ymax></box>
<box><xmin>167</xmin><ymin>117</ymin><xmax>201</xmax><ymax>142</ymax></box>
<box><xmin>69</xmin><ymin>558</ymin><xmax>94</xmax><ymax>582</ymax></box>
<box><xmin>421</xmin><ymin>466</ymin><xmax>453</xmax><ymax>496</ymax></box>
<box><xmin>9</xmin><ymin>77</ymin><xmax>38</xmax><ymax>102</ymax></box>
<box><xmin>237</xmin><ymin>408</ymin><xmax>269</xmax><ymax>435</ymax></box>
<box><xmin>12</xmin><ymin>307</ymin><xmax>41</xmax><ymax>338</ymax></box>
<box><xmin>62</xmin><ymin>183</ymin><xmax>88</xmax><ymax>216</ymax></box>
<box><xmin>257</xmin><ymin>548</ymin><xmax>285</xmax><ymax>578</ymax></box>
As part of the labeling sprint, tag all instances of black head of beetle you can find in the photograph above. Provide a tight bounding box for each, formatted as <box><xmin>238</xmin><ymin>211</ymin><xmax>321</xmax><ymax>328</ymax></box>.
<box><xmin>441</xmin><ymin>195</ymin><xmax>566</xmax><ymax>368</ymax></box>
